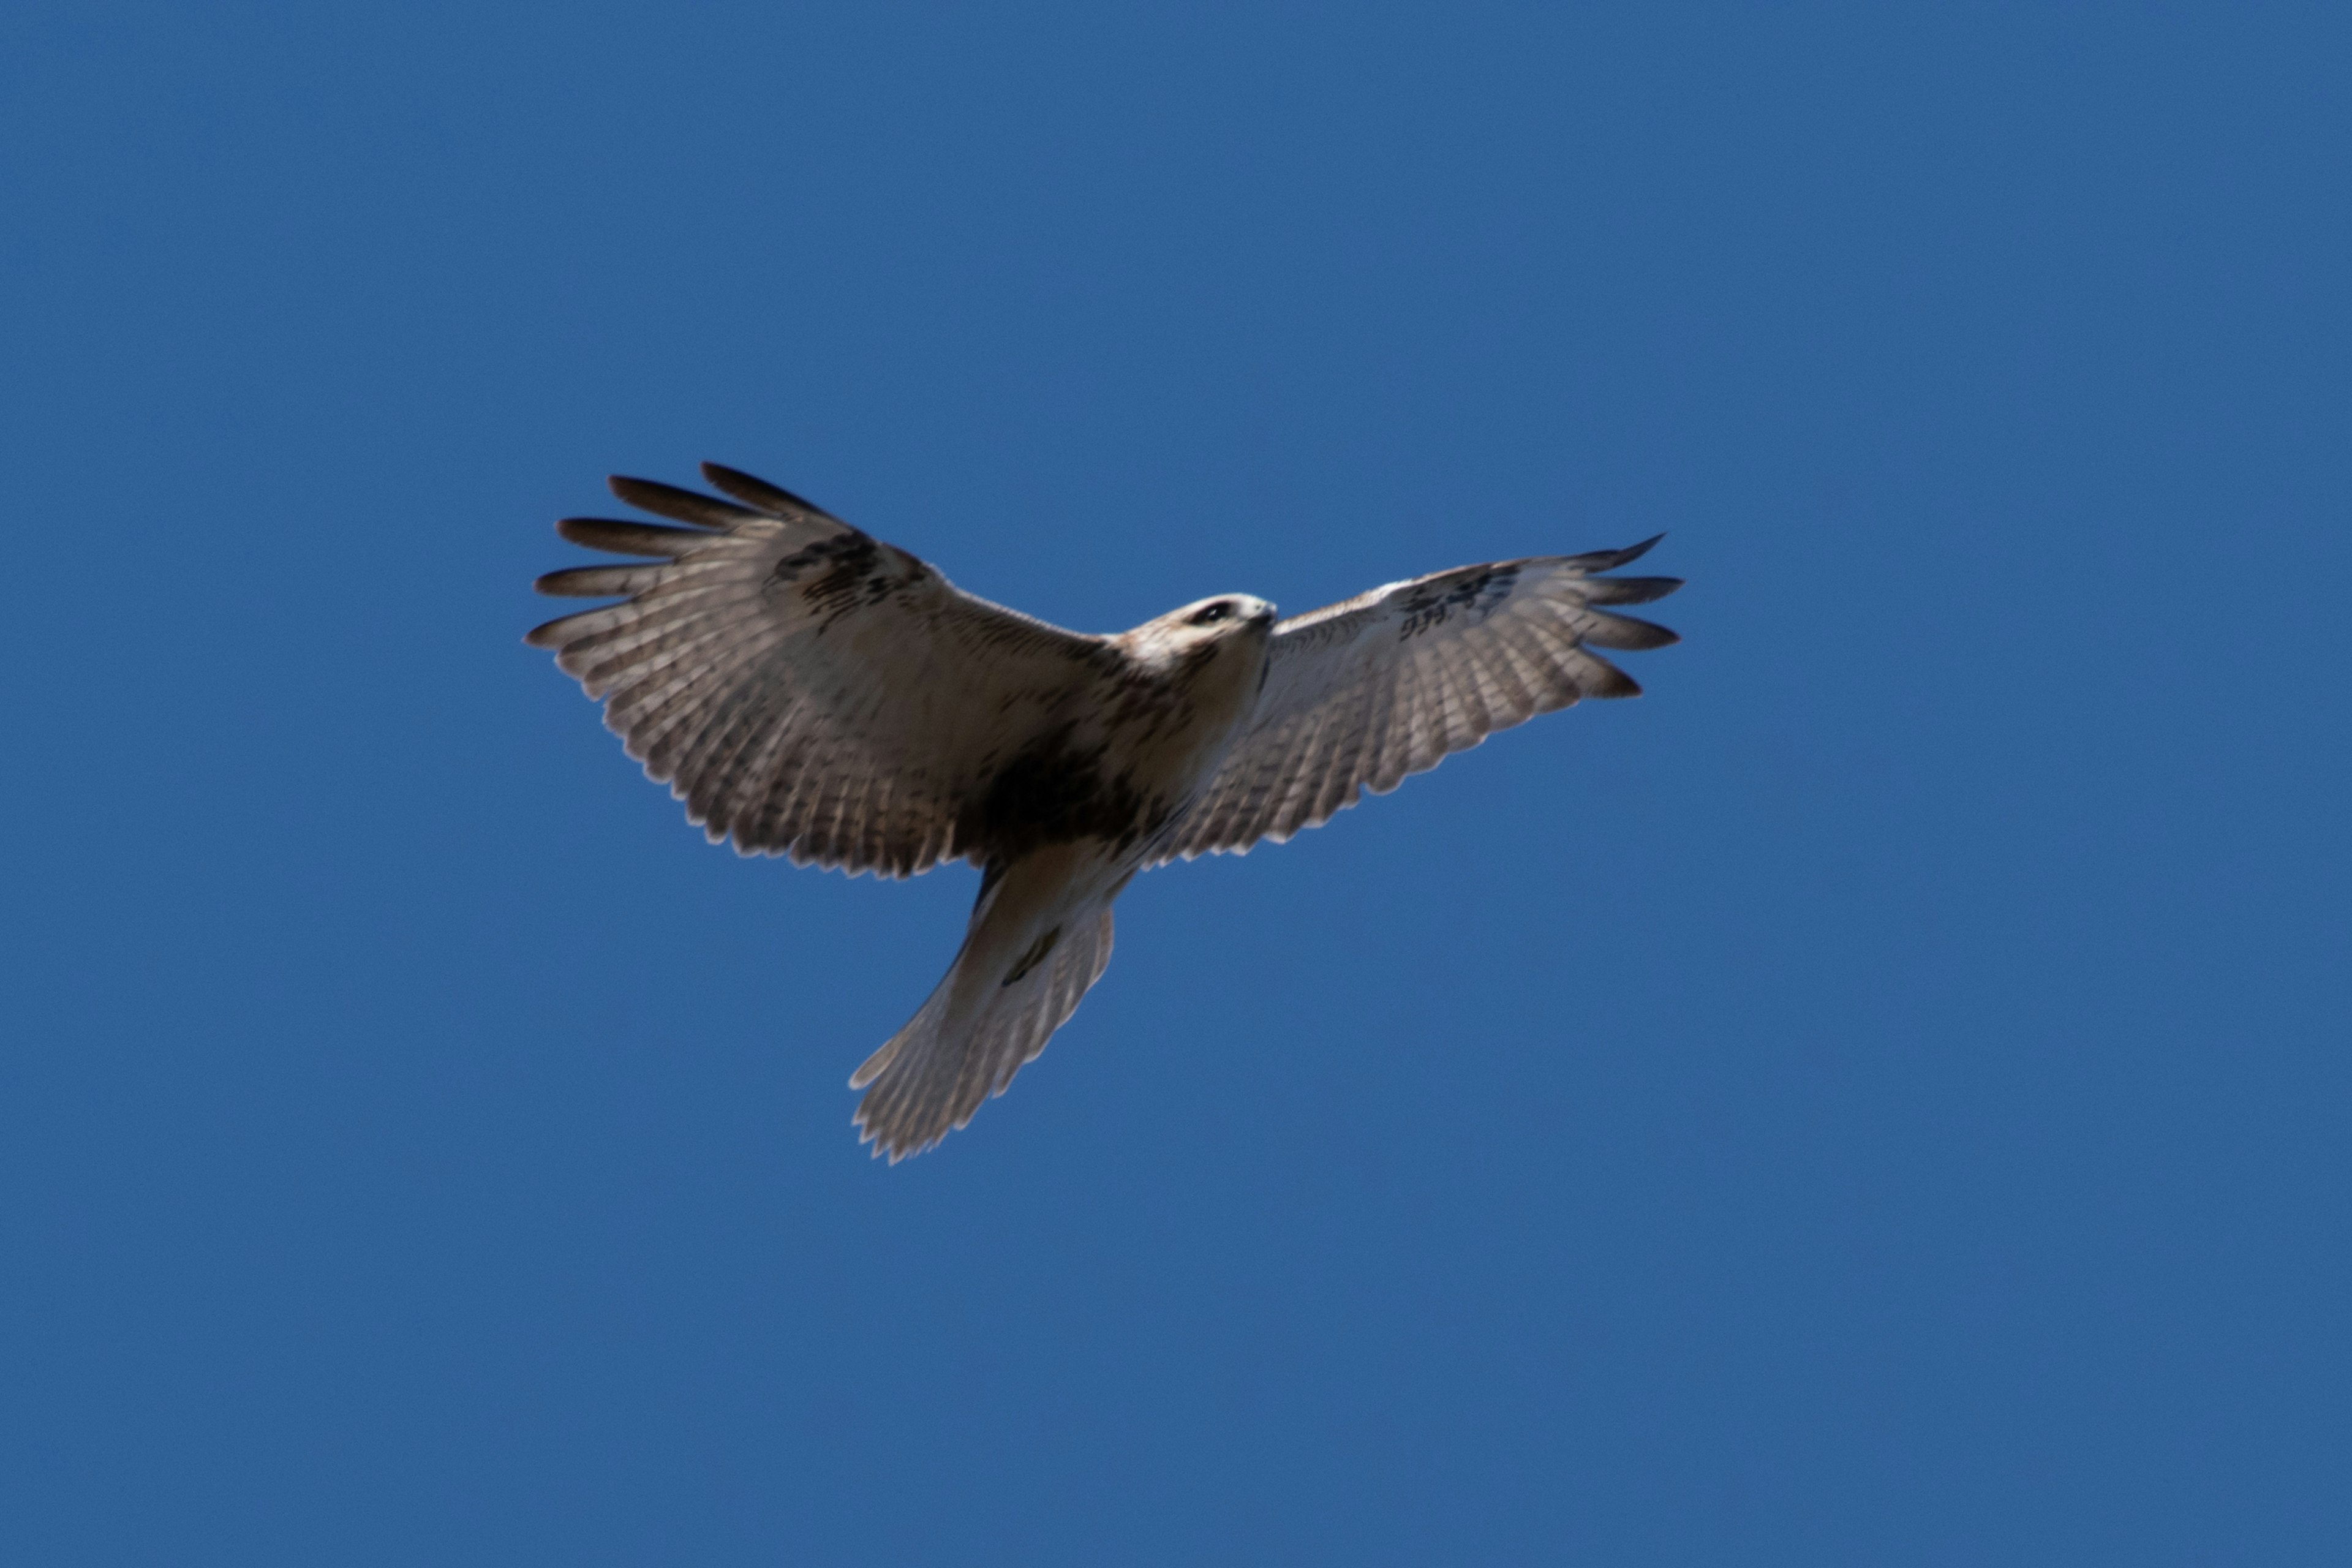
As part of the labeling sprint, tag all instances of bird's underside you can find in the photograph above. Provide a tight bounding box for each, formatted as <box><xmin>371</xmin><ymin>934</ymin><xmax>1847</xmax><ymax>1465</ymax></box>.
<box><xmin>530</xmin><ymin>463</ymin><xmax>1683</xmax><ymax>1158</ymax></box>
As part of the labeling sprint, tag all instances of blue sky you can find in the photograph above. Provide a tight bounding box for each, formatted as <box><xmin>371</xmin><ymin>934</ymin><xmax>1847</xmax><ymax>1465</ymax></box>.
<box><xmin>4</xmin><ymin>2</ymin><xmax>2347</xmax><ymax>1562</ymax></box>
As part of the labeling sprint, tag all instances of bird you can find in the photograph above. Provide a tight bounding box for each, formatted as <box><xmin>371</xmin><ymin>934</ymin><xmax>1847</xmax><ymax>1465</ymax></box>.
<box><xmin>529</xmin><ymin>464</ymin><xmax>1682</xmax><ymax>1159</ymax></box>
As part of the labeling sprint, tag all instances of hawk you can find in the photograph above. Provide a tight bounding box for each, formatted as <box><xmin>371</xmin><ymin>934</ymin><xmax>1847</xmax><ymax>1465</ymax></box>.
<box><xmin>529</xmin><ymin>465</ymin><xmax>1682</xmax><ymax>1159</ymax></box>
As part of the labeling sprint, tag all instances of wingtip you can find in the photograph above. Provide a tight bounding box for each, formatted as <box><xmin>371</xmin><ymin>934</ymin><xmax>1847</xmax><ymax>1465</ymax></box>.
<box><xmin>1566</xmin><ymin>533</ymin><xmax>1668</xmax><ymax>573</ymax></box>
<box><xmin>606</xmin><ymin>473</ymin><xmax>767</xmax><ymax>530</ymax></box>
<box><xmin>700</xmin><ymin>461</ymin><xmax>838</xmax><ymax>521</ymax></box>
<box><xmin>603</xmin><ymin>473</ymin><xmax>666</xmax><ymax>508</ymax></box>
<box><xmin>1594</xmin><ymin>612</ymin><xmax>1681</xmax><ymax>651</ymax></box>
<box><xmin>1585</xmin><ymin>651</ymin><xmax>1646</xmax><ymax>698</ymax></box>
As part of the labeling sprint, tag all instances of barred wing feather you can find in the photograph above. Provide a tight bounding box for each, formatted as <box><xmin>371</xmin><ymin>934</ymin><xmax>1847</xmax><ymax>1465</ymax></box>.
<box><xmin>1158</xmin><ymin>541</ymin><xmax>1681</xmax><ymax>861</ymax></box>
<box><xmin>527</xmin><ymin>464</ymin><xmax>1110</xmax><ymax>877</ymax></box>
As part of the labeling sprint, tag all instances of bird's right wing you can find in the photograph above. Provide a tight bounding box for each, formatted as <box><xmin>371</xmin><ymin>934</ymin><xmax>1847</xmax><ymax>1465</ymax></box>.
<box><xmin>1156</xmin><ymin>541</ymin><xmax>1681</xmax><ymax>861</ymax></box>
<box><xmin>527</xmin><ymin>464</ymin><xmax>1114</xmax><ymax>878</ymax></box>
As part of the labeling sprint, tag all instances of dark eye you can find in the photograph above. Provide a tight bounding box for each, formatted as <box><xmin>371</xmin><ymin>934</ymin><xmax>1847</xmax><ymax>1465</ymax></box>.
<box><xmin>1190</xmin><ymin>601</ymin><xmax>1232</xmax><ymax>626</ymax></box>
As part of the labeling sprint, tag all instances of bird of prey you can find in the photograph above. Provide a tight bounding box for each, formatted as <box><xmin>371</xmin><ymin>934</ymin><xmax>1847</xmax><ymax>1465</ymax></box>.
<box><xmin>529</xmin><ymin>464</ymin><xmax>1681</xmax><ymax>1159</ymax></box>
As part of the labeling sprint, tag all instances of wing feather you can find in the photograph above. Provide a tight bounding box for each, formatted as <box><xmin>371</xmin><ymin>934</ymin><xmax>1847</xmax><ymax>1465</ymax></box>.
<box><xmin>696</xmin><ymin>462</ymin><xmax>839</xmax><ymax>521</ymax></box>
<box><xmin>604</xmin><ymin>475</ymin><xmax>768</xmax><ymax>530</ymax></box>
<box><xmin>551</xmin><ymin>517</ymin><xmax>715</xmax><ymax>557</ymax></box>
<box><xmin>530</xmin><ymin>467</ymin><xmax>1114</xmax><ymax>876</ymax></box>
<box><xmin>1157</xmin><ymin>545</ymin><xmax>1680</xmax><ymax>861</ymax></box>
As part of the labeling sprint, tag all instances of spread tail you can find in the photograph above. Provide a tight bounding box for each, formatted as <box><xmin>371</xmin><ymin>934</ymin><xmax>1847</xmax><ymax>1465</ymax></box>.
<box><xmin>851</xmin><ymin>900</ymin><xmax>1115</xmax><ymax>1161</ymax></box>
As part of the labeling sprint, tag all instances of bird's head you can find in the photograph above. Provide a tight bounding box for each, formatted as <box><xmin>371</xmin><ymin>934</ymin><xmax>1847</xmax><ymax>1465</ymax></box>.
<box><xmin>1121</xmin><ymin>594</ymin><xmax>1279</xmax><ymax>677</ymax></box>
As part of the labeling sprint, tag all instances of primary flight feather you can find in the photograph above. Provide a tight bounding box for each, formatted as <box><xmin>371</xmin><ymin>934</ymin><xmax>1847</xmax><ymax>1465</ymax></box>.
<box><xmin>529</xmin><ymin>464</ymin><xmax>1682</xmax><ymax>1159</ymax></box>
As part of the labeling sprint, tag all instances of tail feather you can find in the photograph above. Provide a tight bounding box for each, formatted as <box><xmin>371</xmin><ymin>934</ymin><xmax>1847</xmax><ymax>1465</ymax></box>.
<box><xmin>852</xmin><ymin>906</ymin><xmax>1115</xmax><ymax>1161</ymax></box>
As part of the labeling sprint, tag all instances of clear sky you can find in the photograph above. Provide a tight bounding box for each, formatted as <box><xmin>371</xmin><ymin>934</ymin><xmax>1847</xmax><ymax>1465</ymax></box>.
<box><xmin>4</xmin><ymin>3</ymin><xmax>2346</xmax><ymax>1563</ymax></box>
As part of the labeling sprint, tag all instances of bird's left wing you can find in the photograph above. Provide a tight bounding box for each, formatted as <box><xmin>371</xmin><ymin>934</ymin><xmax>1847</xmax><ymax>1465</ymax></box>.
<box><xmin>528</xmin><ymin>464</ymin><xmax>1114</xmax><ymax>877</ymax></box>
<box><xmin>1155</xmin><ymin>541</ymin><xmax>1681</xmax><ymax>862</ymax></box>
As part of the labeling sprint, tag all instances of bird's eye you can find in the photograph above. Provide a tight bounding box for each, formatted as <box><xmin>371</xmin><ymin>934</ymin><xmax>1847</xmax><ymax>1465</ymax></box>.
<box><xmin>1191</xmin><ymin>602</ymin><xmax>1232</xmax><ymax>626</ymax></box>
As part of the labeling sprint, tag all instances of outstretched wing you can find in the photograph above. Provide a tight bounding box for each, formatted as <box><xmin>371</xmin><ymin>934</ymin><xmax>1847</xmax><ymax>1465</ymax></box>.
<box><xmin>527</xmin><ymin>464</ymin><xmax>1112</xmax><ymax>877</ymax></box>
<box><xmin>1156</xmin><ymin>540</ymin><xmax>1681</xmax><ymax>861</ymax></box>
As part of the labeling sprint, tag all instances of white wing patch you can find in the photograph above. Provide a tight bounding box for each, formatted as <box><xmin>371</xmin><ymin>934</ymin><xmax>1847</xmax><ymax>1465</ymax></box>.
<box><xmin>1157</xmin><ymin>540</ymin><xmax>1681</xmax><ymax>861</ymax></box>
